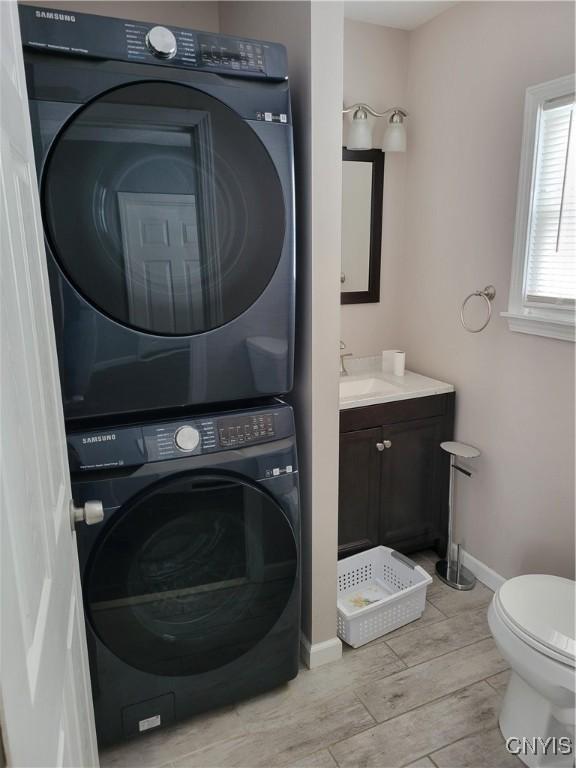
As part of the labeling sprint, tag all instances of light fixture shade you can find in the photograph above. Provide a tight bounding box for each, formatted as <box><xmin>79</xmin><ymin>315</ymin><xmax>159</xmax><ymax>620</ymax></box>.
<box><xmin>382</xmin><ymin>122</ymin><xmax>407</xmax><ymax>152</ymax></box>
<box><xmin>346</xmin><ymin>114</ymin><xmax>373</xmax><ymax>150</ymax></box>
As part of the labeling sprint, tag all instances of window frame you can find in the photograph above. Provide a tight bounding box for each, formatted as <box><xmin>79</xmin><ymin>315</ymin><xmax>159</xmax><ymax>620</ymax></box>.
<box><xmin>503</xmin><ymin>74</ymin><xmax>575</xmax><ymax>342</ymax></box>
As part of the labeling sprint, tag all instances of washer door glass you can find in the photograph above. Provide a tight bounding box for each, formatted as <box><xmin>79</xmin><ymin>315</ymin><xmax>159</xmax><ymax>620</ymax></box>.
<box><xmin>84</xmin><ymin>473</ymin><xmax>297</xmax><ymax>677</ymax></box>
<box><xmin>43</xmin><ymin>81</ymin><xmax>286</xmax><ymax>335</ymax></box>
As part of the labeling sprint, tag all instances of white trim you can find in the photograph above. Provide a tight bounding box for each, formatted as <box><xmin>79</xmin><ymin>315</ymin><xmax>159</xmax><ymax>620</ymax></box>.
<box><xmin>300</xmin><ymin>634</ymin><xmax>342</xmax><ymax>669</ymax></box>
<box><xmin>505</xmin><ymin>73</ymin><xmax>576</xmax><ymax>342</ymax></box>
<box><xmin>501</xmin><ymin>311</ymin><xmax>575</xmax><ymax>342</ymax></box>
<box><xmin>450</xmin><ymin>545</ymin><xmax>505</xmax><ymax>592</ymax></box>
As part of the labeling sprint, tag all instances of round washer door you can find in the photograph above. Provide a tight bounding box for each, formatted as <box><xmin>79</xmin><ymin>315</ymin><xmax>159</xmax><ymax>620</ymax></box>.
<box><xmin>42</xmin><ymin>81</ymin><xmax>286</xmax><ymax>335</ymax></box>
<box><xmin>84</xmin><ymin>473</ymin><xmax>297</xmax><ymax>677</ymax></box>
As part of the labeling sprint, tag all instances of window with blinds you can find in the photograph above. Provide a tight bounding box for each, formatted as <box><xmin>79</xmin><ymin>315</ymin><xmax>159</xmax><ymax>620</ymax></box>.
<box><xmin>525</xmin><ymin>96</ymin><xmax>575</xmax><ymax>307</ymax></box>
<box><xmin>506</xmin><ymin>75</ymin><xmax>575</xmax><ymax>340</ymax></box>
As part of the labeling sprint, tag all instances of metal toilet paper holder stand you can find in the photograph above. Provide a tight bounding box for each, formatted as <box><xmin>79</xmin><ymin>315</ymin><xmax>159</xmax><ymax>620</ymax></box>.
<box><xmin>436</xmin><ymin>441</ymin><xmax>481</xmax><ymax>591</ymax></box>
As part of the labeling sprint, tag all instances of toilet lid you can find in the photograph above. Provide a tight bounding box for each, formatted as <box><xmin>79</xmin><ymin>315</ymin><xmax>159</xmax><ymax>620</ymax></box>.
<box><xmin>497</xmin><ymin>575</ymin><xmax>575</xmax><ymax>664</ymax></box>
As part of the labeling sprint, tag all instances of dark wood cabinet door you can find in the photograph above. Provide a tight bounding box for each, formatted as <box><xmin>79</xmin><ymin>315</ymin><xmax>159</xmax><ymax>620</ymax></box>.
<box><xmin>379</xmin><ymin>417</ymin><xmax>444</xmax><ymax>552</ymax></box>
<box><xmin>338</xmin><ymin>427</ymin><xmax>382</xmax><ymax>558</ymax></box>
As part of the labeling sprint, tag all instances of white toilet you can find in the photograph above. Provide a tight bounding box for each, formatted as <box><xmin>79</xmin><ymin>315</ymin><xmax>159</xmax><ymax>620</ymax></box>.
<box><xmin>488</xmin><ymin>574</ymin><xmax>576</xmax><ymax>768</ymax></box>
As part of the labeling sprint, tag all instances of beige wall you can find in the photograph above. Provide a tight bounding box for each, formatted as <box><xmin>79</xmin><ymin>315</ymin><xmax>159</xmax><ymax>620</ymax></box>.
<box><xmin>18</xmin><ymin>0</ymin><xmax>219</xmax><ymax>30</ymax></box>
<box><xmin>220</xmin><ymin>1</ymin><xmax>343</xmax><ymax>649</ymax></box>
<box><xmin>306</xmin><ymin>1</ymin><xmax>343</xmax><ymax>647</ymax></box>
<box><xmin>341</xmin><ymin>19</ymin><xmax>408</xmax><ymax>357</ymax></box>
<box><xmin>396</xmin><ymin>2</ymin><xmax>575</xmax><ymax>579</ymax></box>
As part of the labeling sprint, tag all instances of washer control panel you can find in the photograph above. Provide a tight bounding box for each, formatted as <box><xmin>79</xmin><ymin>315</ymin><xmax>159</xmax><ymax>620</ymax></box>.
<box><xmin>217</xmin><ymin>413</ymin><xmax>275</xmax><ymax>447</ymax></box>
<box><xmin>19</xmin><ymin>5</ymin><xmax>288</xmax><ymax>80</ymax></box>
<box><xmin>68</xmin><ymin>406</ymin><xmax>291</xmax><ymax>472</ymax></box>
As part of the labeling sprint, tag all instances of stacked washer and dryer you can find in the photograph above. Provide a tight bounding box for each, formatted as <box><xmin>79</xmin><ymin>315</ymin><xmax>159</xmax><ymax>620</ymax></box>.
<box><xmin>20</xmin><ymin>5</ymin><xmax>300</xmax><ymax>747</ymax></box>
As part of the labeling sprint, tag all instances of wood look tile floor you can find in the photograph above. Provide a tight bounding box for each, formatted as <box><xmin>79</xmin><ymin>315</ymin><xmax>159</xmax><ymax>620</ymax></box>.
<box><xmin>100</xmin><ymin>551</ymin><xmax>519</xmax><ymax>768</ymax></box>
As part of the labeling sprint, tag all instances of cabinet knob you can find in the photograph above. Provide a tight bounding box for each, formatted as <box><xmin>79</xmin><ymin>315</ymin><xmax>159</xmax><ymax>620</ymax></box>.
<box><xmin>376</xmin><ymin>440</ymin><xmax>392</xmax><ymax>451</ymax></box>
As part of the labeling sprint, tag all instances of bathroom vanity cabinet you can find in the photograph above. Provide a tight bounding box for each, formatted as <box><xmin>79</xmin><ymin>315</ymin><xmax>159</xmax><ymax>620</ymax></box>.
<box><xmin>338</xmin><ymin>393</ymin><xmax>455</xmax><ymax>558</ymax></box>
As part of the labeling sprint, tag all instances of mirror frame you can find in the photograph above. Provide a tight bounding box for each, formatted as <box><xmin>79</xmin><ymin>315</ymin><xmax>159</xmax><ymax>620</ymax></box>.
<box><xmin>341</xmin><ymin>148</ymin><xmax>384</xmax><ymax>304</ymax></box>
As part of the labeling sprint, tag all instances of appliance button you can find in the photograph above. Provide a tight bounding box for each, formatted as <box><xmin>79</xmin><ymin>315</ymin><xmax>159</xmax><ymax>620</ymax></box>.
<box><xmin>174</xmin><ymin>425</ymin><xmax>200</xmax><ymax>452</ymax></box>
<box><xmin>146</xmin><ymin>26</ymin><xmax>177</xmax><ymax>58</ymax></box>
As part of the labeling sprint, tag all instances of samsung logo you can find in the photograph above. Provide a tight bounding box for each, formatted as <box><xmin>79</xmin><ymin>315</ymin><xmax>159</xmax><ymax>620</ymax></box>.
<box><xmin>82</xmin><ymin>434</ymin><xmax>117</xmax><ymax>444</ymax></box>
<box><xmin>35</xmin><ymin>10</ymin><xmax>76</xmax><ymax>22</ymax></box>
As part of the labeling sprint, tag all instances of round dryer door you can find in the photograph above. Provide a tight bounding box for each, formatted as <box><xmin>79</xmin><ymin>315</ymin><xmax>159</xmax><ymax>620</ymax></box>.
<box><xmin>84</xmin><ymin>473</ymin><xmax>298</xmax><ymax>677</ymax></box>
<box><xmin>42</xmin><ymin>81</ymin><xmax>286</xmax><ymax>335</ymax></box>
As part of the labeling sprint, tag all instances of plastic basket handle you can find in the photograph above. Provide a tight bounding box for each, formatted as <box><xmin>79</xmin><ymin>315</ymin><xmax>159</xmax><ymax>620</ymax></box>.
<box><xmin>391</xmin><ymin>550</ymin><xmax>416</xmax><ymax>569</ymax></box>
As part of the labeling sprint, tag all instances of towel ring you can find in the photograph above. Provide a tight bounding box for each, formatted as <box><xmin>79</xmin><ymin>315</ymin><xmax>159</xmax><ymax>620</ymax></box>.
<box><xmin>460</xmin><ymin>285</ymin><xmax>496</xmax><ymax>333</ymax></box>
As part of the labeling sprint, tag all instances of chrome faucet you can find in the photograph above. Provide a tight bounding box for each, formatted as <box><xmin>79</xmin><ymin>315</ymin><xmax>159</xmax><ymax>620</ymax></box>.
<box><xmin>340</xmin><ymin>340</ymin><xmax>352</xmax><ymax>376</ymax></box>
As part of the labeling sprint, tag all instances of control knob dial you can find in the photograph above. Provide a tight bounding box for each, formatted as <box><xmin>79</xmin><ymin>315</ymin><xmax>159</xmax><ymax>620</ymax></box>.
<box><xmin>174</xmin><ymin>425</ymin><xmax>200</xmax><ymax>452</ymax></box>
<box><xmin>146</xmin><ymin>26</ymin><xmax>177</xmax><ymax>59</ymax></box>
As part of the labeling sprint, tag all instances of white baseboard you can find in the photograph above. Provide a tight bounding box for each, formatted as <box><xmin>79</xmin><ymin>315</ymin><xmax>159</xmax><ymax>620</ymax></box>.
<box><xmin>450</xmin><ymin>545</ymin><xmax>505</xmax><ymax>592</ymax></box>
<box><xmin>300</xmin><ymin>634</ymin><xmax>342</xmax><ymax>669</ymax></box>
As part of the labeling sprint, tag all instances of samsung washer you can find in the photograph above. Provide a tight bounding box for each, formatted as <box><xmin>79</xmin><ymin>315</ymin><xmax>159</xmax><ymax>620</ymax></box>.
<box><xmin>69</xmin><ymin>401</ymin><xmax>300</xmax><ymax>747</ymax></box>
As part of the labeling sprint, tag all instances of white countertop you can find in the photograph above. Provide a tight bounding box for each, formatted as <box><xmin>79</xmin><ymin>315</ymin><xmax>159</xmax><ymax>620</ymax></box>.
<box><xmin>340</xmin><ymin>356</ymin><xmax>454</xmax><ymax>410</ymax></box>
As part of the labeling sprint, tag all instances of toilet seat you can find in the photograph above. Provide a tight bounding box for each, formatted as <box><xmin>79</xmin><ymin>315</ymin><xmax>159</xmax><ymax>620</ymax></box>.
<box><xmin>495</xmin><ymin>575</ymin><xmax>576</xmax><ymax>668</ymax></box>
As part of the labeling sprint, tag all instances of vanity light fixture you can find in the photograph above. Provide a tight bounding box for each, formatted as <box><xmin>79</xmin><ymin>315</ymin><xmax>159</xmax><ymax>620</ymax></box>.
<box><xmin>342</xmin><ymin>104</ymin><xmax>408</xmax><ymax>152</ymax></box>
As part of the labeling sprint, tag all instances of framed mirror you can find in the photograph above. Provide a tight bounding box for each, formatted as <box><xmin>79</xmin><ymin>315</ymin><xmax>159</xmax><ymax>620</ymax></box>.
<box><xmin>340</xmin><ymin>148</ymin><xmax>384</xmax><ymax>304</ymax></box>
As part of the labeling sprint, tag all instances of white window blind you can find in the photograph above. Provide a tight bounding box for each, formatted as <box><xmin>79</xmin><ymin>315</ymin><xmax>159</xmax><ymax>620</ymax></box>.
<box><xmin>525</xmin><ymin>97</ymin><xmax>575</xmax><ymax>307</ymax></box>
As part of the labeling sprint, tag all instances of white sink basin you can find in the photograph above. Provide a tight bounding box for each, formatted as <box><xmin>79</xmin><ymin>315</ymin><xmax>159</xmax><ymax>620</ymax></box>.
<box><xmin>339</xmin><ymin>376</ymin><xmax>400</xmax><ymax>399</ymax></box>
<box><xmin>338</xmin><ymin>359</ymin><xmax>454</xmax><ymax>410</ymax></box>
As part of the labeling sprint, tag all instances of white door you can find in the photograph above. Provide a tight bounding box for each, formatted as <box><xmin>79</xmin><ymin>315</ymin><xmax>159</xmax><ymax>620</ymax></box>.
<box><xmin>0</xmin><ymin>2</ymin><xmax>99</xmax><ymax>766</ymax></box>
<box><xmin>118</xmin><ymin>192</ymin><xmax>205</xmax><ymax>332</ymax></box>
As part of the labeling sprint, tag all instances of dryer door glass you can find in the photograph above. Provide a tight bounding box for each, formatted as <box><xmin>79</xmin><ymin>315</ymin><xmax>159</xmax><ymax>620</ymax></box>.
<box><xmin>43</xmin><ymin>82</ymin><xmax>286</xmax><ymax>335</ymax></box>
<box><xmin>84</xmin><ymin>473</ymin><xmax>298</xmax><ymax>676</ymax></box>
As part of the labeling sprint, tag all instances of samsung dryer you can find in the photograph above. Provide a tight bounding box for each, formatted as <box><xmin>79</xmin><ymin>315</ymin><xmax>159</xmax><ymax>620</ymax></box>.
<box><xmin>20</xmin><ymin>6</ymin><xmax>295</xmax><ymax>423</ymax></box>
<box><xmin>69</xmin><ymin>401</ymin><xmax>300</xmax><ymax>747</ymax></box>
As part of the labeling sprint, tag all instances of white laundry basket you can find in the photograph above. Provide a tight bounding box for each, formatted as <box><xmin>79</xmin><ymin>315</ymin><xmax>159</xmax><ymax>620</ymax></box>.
<box><xmin>337</xmin><ymin>546</ymin><xmax>432</xmax><ymax>648</ymax></box>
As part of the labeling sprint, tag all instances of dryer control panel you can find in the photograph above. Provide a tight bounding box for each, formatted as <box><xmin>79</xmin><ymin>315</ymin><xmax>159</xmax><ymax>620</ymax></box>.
<box><xmin>19</xmin><ymin>5</ymin><xmax>288</xmax><ymax>80</ymax></box>
<box><xmin>67</xmin><ymin>404</ymin><xmax>293</xmax><ymax>472</ymax></box>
